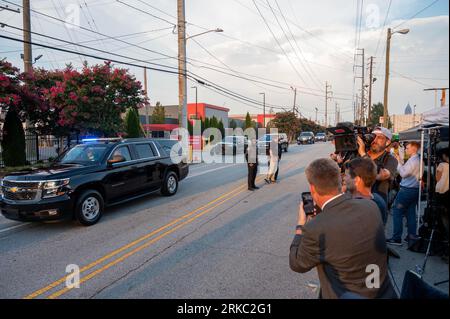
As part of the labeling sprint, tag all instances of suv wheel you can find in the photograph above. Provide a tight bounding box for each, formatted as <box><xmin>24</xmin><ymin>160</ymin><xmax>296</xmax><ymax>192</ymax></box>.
<box><xmin>75</xmin><ymin>190</ymin><xmax>104</xmax><ymax>226</ymax></box>
<box><xmin>162</xmin><ymin>171</ymin><xmax>178</xmax><ymax>196</ymax></box>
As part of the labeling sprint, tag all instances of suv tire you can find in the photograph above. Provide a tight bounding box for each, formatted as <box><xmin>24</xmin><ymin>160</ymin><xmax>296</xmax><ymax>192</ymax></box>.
<box><xmin>75</xmin><ymin>189</ymin><xmax>104</xmax><ymax>226</ymax></box>
<box><xmin>161</xmin><ymin>171</ymin><xmax>178</xmax><ymax>196</ymax></box>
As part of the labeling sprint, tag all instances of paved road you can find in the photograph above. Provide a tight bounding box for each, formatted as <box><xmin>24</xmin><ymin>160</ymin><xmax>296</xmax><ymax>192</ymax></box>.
<box><xmin>0</xmin><ymin>143</ymin><xmax>332</xmax><ymax>299</ymax></box>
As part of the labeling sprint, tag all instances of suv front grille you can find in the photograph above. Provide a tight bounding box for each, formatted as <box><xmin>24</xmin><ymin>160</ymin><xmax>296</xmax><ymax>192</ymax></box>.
<box><xmin>2</xmin><ymin>181</ymin><xmax>41</xmax><ymax>201</ymax></box>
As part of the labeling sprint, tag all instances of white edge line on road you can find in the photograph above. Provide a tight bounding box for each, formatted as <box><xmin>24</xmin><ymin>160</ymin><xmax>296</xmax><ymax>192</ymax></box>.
<box><xmin>186</xmin><ymin>163</ymin><xmax>243</xmax><ymax>180</ymax></box>
<box><xmin>0</xmin><ymin>223</ymin><xmax>31</xmax><ymax>234</ymax></box>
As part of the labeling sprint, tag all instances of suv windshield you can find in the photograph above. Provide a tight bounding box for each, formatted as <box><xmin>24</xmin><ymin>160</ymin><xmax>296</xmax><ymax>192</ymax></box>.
<box><xmin>300</xmin><ymin>132</ymin><xmax>313</xmax><ymax>137</ymax></box>
<box><xmin>316</xmin><ymin>133</ymin><xmax>325</xmax><ymax>136</ymax></box>
<box><xmin>58</xmin><ymin>144</ymin><xmax>109</xmax><ymax>165</ymax></box>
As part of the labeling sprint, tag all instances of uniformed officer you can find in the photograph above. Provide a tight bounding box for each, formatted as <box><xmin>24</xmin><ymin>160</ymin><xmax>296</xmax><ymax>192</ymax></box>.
<box><xmin>245</xmin><ymin>137</ymin><xmax>259</xmax><ymax>191</ymax></box>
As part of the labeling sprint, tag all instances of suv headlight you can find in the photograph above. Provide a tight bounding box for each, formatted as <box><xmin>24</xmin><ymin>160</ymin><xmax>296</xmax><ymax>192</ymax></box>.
<box><xmin>42</xmin><ymin>179</ymin><xmax>70</xmax><ymax>199</ymax></box>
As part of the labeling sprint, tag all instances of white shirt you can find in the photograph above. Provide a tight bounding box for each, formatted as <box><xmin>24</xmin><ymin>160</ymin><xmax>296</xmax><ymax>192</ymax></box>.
<box><xmin>321</xmin><ymin>193</ymin><xmax>344</xmax><ymax>211</ymax></box>
<box><xmin>436</xmin><ymin>162</ymin><xmax>449</xmax><ymax>194</ymax></box>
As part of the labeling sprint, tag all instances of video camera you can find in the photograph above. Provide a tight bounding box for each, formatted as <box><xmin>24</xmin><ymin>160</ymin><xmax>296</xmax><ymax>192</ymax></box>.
<box><xmin>327</xmin><ymin>122</ymin><xmax>375</xmax><ymax>153</ymax></box>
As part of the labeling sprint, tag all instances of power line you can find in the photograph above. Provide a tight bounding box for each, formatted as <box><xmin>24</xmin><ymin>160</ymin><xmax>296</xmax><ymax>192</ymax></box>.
<box><xmin>0</xmin><ymin>34</ymin><xmax>288</xmax><ymax>112</ymax></box>
<box><xmin>269</xmin><ymin>0</ymin><xmax>323</xmax><ymax>89</ymax></box>
<box><xmin>394</xmin><ymin>0</ymin><xmax>441</xmax><ymax>29</ymax></box>
<box><xmin>115</xmin><ymin>0</ymin><xmax>176</xmax><ymax>27</ymax></box>
<box><xmin>1</xmin><ymin>0</ymin><xmax>180</xmax><ymax>62</ymax></box>
<box><xmin>251</xmin><ymin>0</ymin><xmax>308</xmax><ymax>87</ymax></box>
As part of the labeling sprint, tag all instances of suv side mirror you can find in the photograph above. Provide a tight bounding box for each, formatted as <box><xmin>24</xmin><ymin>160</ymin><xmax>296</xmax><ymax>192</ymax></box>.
<box><xmin>107</xmin><ymin>155</ymin><xmax>126</xmax><ymax>166</ymax></box>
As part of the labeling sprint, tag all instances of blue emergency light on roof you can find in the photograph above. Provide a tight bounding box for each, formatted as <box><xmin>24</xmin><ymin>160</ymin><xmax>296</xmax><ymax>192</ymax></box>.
<box><xmin>81</xmin><ymin>137</ymin><xmax>122</xmax><ymax>143</ymax></box>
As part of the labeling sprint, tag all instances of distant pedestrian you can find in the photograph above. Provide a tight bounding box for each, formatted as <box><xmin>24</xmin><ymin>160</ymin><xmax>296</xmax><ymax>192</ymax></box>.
<box><xmin>274</xmin><ymin>139</ymin><xmax>283</xmax><ymax>181</ymax></box>
<box><xmin>265</xmin><ymin>136</ymin><xmax>279</xmax><ymax>184</ymax></box>
<box><xmin>245</xmin><ymin>137</ymin><xmax>259</xmax><ymax>191</ymax></box>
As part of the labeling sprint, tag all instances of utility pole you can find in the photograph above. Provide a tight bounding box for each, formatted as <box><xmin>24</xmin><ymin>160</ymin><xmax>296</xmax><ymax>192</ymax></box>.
<box><xmin>360</xmin><ymin>49</ymin><xmax>365</xmax><ymax>125</ymax></box>
<box><xmin>383</xmin><ymin>29</ymin><xmax>392</xmax><ymax>128</ymax></box>
<box><xmin>22</xmin><ymin>0</ymin><xmax>32</xmax><ymax>74</ymax></box>
<box><xmin>335</xmin><ymin>102</ymin><xmax>338</xmax><ymax>126</ymax></box>
<box><xmin>292</xmin><ymin>87</ymin><xmax>297</xmax><ymax>113</ymax></box>
<box><xmin>144</xmin><ymin>67</ymin><xmax>149</xmax><ymax>137</ymax></box>
<box><xmin>354</xmin><ymin>48</ymin><xmax>365</xmax><ymax>125</ymax></box>
<box><xmin>325</xmin><ymin>81</ymin><xmax>332</xmax><ymax>128</ymax></box>
<box><xmin>413</xmin><ymin>104</ymin><xmax>416</xmax><ymax>126</ymax></box>
<box><xmin>368</xmin><ymin>56</ymin><xmax>374</xmax><ymax>123</ymax></box>
<box><xmin>315</xmin><ymin>107</ymin><xmax>318</xmax><ymax>124</ymax></box>
<box><xmin>177</xmin><ymin>0</ymin><xmax>187</xmax><ymax>130</ymax></box>
<box><xmin>383</xmin><ymin>27</ymin><xmax>410</xmax><ymax>127</ymax></box>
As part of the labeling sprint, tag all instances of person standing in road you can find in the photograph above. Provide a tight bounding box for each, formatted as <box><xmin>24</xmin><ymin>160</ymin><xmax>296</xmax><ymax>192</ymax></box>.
<box><xmin>265</xmin><ymin>136</ymin><xmax>279</xmax><ymax>184</ymax></box>
<box><xmin>245</xmin><ymin>137</ymin><xmax>259</xmax><ymax>191</ymax></box>
<box><xmin>274</xmin><ymin>138</ymin><xmax>283</xmax><ymax>182</ymax></box>
<box><xmin>387</xmin><ymin>141</ymin><xmax>422</xmax><ymax>246</ymax></box>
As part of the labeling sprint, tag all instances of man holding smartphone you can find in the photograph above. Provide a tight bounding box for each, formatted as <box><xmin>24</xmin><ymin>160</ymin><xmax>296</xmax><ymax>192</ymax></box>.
<box><xmin>289</xmin><ymin>158</ymin><xmax>395</xmax><ymax>299</ymax></box>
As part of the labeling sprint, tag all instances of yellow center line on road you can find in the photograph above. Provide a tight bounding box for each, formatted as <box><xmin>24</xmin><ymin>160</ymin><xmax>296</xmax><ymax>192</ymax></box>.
<box><xmin>25</xmin><ymin>160</ymin><xmax>299</xmax><ymax>299</ymax></box>
<box><xmin>24</xmin><ymin>181</ymin><xmax>248</xmax><ymax>299</ymax></box>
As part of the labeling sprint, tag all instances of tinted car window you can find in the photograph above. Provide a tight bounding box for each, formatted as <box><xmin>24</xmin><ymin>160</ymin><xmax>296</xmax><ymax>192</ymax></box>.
<box><xmin>110</xmin><ymin>146</ymin><xmax>132</xmax><ymax>161</ymax></box>
<box><xmin>59</xmin><ymin>144</ymin><xmax>108</xmax><ymax>165</ymax></box>
<box><xmin>135</xmin><ymin>143</ymin><xmax>156</xmax><ymax>159</ymax></box>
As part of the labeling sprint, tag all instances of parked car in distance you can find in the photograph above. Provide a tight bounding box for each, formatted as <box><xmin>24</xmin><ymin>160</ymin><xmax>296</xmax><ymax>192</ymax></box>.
<box><xmin>315</xmin><ymin>132</ymin><xmax>327</xmax><ymax>142</ymax></box>
<box><xmin>257</xmin><ymin>133</ymin><xmax>289</xmax><ymax>152</ymax></box>
<box><xmin>213</xmin><ymin>136</ymin><xmax>248</xmax><ymax>155</ymax></box>
<box><xmin>297</xmin><ymin>132</ymin><xmax>315</xmax><ymax>145</ymax></box>
<box><xmin>0</xmin><ymin>138</ymin><xmax>189</xmax><ymax>226</ymax></box>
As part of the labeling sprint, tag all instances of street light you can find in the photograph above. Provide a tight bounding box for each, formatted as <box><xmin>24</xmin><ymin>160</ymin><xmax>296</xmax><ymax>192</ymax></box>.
<box><xmin>186</xmin><ymin>28</ymin><xmax>223</xmax><ymax>40</ymax></box>
<box><xmin>259</xmin><ymin>92</ymin><xmax>266</xmax><ymax>128</ymax></box>
<box><xmin>178</xmin><ymin>27</ymin><xmax>223</xmax><ymax>130</ymax></box>
<box><xmin>191</xmin><ymin>86</ymin><xmax>198</xmax><ymax>120</ymax></box>
<box><xmin>383</xmin><ymin>27</ymin><xmax>410</xmax><ymax>127</ymax></box>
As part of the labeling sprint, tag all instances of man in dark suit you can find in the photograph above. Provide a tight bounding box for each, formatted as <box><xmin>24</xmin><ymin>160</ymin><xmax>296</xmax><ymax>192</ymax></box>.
<box><xmin>289</xmin><ymin>158</ymin><xmax>396</xmax><ymax>299</ymax></box>
<box><xmin>245</xmin><ymin>137</ymin><xmax>259</xmax><ymax>191</ymax></box>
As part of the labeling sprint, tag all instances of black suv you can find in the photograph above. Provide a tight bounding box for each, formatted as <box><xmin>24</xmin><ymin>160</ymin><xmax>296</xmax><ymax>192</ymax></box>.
<box><xmin>0</xmin><ymin>138</ymin><xmax>189</xmax><ymax>226</ymax></box>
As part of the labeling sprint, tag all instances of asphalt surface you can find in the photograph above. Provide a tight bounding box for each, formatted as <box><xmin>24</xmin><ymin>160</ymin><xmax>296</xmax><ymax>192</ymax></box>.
<box><xmin>0</xmin><ymin>143</ymin><xmax>328</xmax><ymax>299</ymax></box>
<box><xmin>1</xmin><ymin>142</ymin><xmax>447</xmax><ymax>299</ymax></box>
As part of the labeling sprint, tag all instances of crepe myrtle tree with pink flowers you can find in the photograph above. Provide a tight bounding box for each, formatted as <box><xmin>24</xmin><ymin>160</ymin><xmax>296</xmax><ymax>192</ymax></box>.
<box><xmin>1</xmin><ymin>59</ymin><xmax>148</xmax><ymax>166</ymax></box>
<box><xmin>42</xmin><ymin>61</ymin><xmax>148</xmax><ymax>137</ymax></box>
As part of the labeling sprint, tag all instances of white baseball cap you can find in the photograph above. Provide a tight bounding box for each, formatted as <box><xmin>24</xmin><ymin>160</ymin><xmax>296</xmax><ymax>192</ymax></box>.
<box><xmin>372</xmin><ymin>127</ymin><xmax>392</xmax><ymax>140</ymax></box>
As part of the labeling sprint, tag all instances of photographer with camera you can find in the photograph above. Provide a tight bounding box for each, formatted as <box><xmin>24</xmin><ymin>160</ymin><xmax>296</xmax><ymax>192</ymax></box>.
<box><xmin>289</xmin><ymin>158</ymin><xmax>395</xmax><ymax>299</ymax></box>
<box><xmin>357</xmin><ymin>127</ymin><xmax>398</xmax><ymax>205</ymax></box>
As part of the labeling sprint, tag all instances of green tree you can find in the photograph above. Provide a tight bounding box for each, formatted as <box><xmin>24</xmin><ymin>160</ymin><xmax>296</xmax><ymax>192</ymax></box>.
<box><xmin>218</xmin><ymin>119</ymin><xmax>225</xmax><ymax>137</ymax></box>
<box><xmin>368</xmin><ymin>102</ymin><xmax>392</xmax><ymax>128</ymax></box>
<box><xmin>125</xmin><ymin>108</ymin><xmax>143</xmax><ymax>138</ymax></box>
<box><xmin>1</xmin><ymin>110</ymin><xmax>26</xmax><ymax>166</ymax></box>
<box><xmin>244</xmin><ymin>112</ymin><xmax>253</xmax><ymax>129</ymax></box>
<box><xmin>210</xmin><ymin>116</ymin><xmax>218</xmax><ymax>129</ymax></box>
<box><xmin>229</xmin><ymin>119</ymin><xmax>237</xmax><ymax>129</ymax></box>
<box><xmin>270</xmin><ymin>111</ymin><xmax>301</xmax><ymax>142</ymax></box>
<box><xmin>151</xmin><ymin>101</ymin><xmax>165</xmax><ymax>124</ymax></box>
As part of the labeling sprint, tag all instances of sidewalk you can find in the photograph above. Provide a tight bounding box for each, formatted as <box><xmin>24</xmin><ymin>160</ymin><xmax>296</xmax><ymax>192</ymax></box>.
<box><xmin>385</xmin><ymin>201</ymin><xmax>449</xmax><ymax>296</ymax></box>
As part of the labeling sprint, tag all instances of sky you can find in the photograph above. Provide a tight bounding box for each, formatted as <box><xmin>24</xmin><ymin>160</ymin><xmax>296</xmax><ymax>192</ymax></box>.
<box><xmin>0</xmin><ymin>0</ymin><xmax>448</xmax><ymax>125</ymax></box>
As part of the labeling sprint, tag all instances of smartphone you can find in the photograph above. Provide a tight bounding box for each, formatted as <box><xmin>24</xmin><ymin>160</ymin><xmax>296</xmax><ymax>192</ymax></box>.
<box><xmin>301</xmin><ymin>192</ymin><xmax>316</xmax><ymax>215</ymax></box>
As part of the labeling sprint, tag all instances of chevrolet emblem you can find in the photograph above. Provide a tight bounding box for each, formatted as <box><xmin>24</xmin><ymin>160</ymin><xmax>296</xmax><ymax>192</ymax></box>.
<box><xmin>9</xmin><ymin>187</ymin><xmax>18</xmax><ymax>193</ymax></box>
